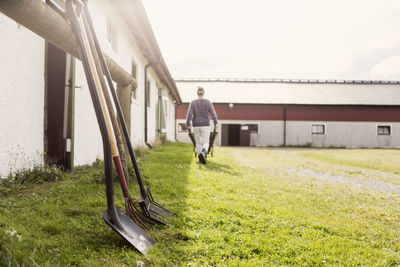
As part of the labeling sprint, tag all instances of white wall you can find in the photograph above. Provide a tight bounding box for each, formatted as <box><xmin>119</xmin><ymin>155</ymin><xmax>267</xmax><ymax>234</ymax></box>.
<box><xmin>166</xmin><ymin>94</ymin><xmax>176</xmax><ymax>141</ymax></box>
<box><xmin>147</xmin><ymin>74</ymin><xmax>157</xmax><ymax>143</ymax></box>
<box><xmin>157</xmin><ymin>88</ymin><xmax>176</xmax><ymax>141</ymax></box>
<box><xmin>176</xmin><ymin>119</ymin><xmax>192</xmax><ymax>144</ymax></box>
<box><xmin>250</xmin><ymin>121</ymin><xmax>284</xmax><ymax>146</ymax></box>
<box><xmin>286</xmin><ymin>121</ymin><xmax>400</xmax><ymax>148</ymax></box>
<box><xmin>74</xmin><ymin>2</ymin><xmax>177</xmax><ymax>165</ymax></box>
<box><xmin>73</xmin><ymin>2</ymin><xmax>142</xmax><ymax>165</ymax></box>
<box><xmin>176</xmin><ymin>118</ymin><xmax>400</xmax><ymax>148</ymax></box>
<box><xmin>90</xmin><ymin>1</ymin><xmax>148</xmax><ymax>147</ymax></box>
<box><xmin>177</xmin><ymin>119</ymin><xmax>283</xmax><ymax>147</ymax></box>
<box><xmin>73</xmin><ymin>63</ymin><xmax>104</xmax><ymax>166</ymax></box>
<box><xmin>0</xmin><ymin>14</ymin><xmax>45</xmax><ymax>177</ymax></box>
<box><xmin>0</xmin><ymin>3</ymin><xmax>178</xmax><ymax>173</ymax></box>
<box><xmin>147</xmin><ymin>71</ymin><xmax>177</xmax><ymax>143</ymax></box>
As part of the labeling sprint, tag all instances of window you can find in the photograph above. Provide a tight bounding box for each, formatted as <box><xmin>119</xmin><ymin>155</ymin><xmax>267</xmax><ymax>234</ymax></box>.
<box><xmin>164</xmin><ymin>99</ymin><xmax>169</xmax><ymax>119</ymax></box>
<box><xmin>106</xmin><ymin>18</ymin><xmax>118</xmax><ymax>52</ymax></box>
<box><xmin>178</xmin><ymin>123</ymin><xmax>187</xmax><ymax>132</ymax></box>
<box><xmin>131</xmin><ymin>60</ymin><xmax>137</xmax><ymax>100</ymax></box>
<box><xmin>248</xmin><ymin>124</ymin><xmax>258</xmax><ymax>133</ymax></box>
<box><xmin>377</xmin><ymin>125</ymin><xmax>391</xmax><ymax>135</ymax></box>
<box><xmin>311</xmin><ymin>124</ymin><xmax>325</xmax><ymax>134</ymax></box>
<box><xmin>240</xmin><ymin>124</ymin><xmax>258</xmax><ymax>133</ymax></box>
<box><xmin>146</xmin><ymin>81</ymin><xmax>150</xmax><ymax>107</ymax></box>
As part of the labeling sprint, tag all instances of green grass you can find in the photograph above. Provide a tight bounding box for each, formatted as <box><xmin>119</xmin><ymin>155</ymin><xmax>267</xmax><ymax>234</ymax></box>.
<box><xmin>296</xmin><ymin>148</ymin><xmax>400</xmax><ymax>175</ymax></box>
<box><xmin>1</xmin><ymin>143</ymin><xmax>399</xmax><ymax>266</ymax></box>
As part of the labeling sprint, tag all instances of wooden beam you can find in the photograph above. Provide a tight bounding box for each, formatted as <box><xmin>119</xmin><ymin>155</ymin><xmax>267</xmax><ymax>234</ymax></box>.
<box><xmin>0</xmin><ymin>0</ymin><xmax>134</xmax><ymax>86</ymax></box>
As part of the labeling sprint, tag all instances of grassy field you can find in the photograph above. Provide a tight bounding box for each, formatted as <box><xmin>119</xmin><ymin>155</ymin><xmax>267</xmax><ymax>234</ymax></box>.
<box><xmin>1</xmin><ymin>143</ymin><xmax>399</xmax><ymax>266</ymax></box>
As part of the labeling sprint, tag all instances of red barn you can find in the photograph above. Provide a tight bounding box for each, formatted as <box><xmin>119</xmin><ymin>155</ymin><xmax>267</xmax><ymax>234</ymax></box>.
<box><xmin>176</xmin><ymin>79</ymin><xmax>400</xmax><ymax>148</ymax></box>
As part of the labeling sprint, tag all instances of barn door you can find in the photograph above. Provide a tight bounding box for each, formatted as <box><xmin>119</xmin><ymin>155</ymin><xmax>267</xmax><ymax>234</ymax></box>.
<box><xmin>221</xmin><ymin>124</ymin><xmax>229</xmax><ymax>146</ymax></box>
<box><xmin>44</xmin><ymin>42</ymin><xmax>75</xmax><ymax>170</ymax></box>
<box><xmin>239</xmin><ymin>125</ymin><xmax>250</xmax><ymax>146</ymax></box>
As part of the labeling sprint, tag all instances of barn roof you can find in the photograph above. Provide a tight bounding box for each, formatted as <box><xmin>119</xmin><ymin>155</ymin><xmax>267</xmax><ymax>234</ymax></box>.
<box><xmin>175</xmin><ymin>78</ymin><xmax>400</xmax><ymax>106</ymax></box>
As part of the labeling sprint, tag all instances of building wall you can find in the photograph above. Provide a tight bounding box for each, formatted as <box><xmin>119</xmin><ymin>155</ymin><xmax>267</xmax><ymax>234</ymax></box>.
<box><xmin>0</xmin><ymin>3</ymin><xmax>177</xmax><ymax>175</ymax></box>
<box><xmin>130</xmin><ymin>48</ymin><xmax>146</xmax><ymax>147</ymax></box>
<box><xmin>0</xmin><ymin>14</ymin><xmax>45</xmax><ymax>177</ymax></box>
<box><xmin>249</xmin><ymin>121</ymin><xmax>284</xmax><ymax>146</ymax></box>
<box><xmin>176</xmin><ymin>119</ymin><xmax>283</xmax><ymax>146</ymax></box>
<box><xmin>73</xmin><ymin>2</ymin><xmax>176</xmax><ymax>164</ymax></box>
<box><xmin>73</xmin><ymin>63</ymin><xmax>104</xmax><ymax>166</ymax></box>
<box><xmin>286</xmin><ymin>121</ymin><xmax>400</xmax><ymax>148</ymax></box>
<box><xmin>74</xmin><ymin>2</ymin><xmax>134</xmax><ymax>165</ymax></box>
<box><xmin>147</xmin><ymin>73</ymin><xmax>157</xmax><ymax>143</ymax></box>
<box><xmin>176</xmin><ymin>103</ymin><xmax>400</xmax><ymax>148</ymax></box>
<box><xmin>166</xmin><ymin>94</ymin><xmax>176</xmax><ymax>141</ymax></box>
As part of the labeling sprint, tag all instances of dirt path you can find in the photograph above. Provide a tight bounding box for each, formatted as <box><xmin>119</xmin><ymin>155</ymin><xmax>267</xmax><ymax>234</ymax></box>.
<box><xmin>230</xmin><ymin>147</ymin><xmax>400</xmax><ymax>196</ymax></box>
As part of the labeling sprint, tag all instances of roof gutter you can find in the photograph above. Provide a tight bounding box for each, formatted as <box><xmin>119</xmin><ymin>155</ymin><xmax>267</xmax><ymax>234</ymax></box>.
<box><xmin>117</xmin><ymin>0</ymin><xmax>182</xmax><ymax>105</ymax></box>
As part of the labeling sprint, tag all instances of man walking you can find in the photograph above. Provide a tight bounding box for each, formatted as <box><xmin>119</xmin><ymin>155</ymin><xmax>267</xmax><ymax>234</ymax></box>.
<box><xmin>186</xmin><ymin>87</ymin><xmax>218</xmax><ymax>164</ymax></box>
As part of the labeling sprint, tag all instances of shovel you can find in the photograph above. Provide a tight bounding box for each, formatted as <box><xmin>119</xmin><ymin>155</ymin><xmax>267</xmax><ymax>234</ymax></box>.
<box><xmin>66</xmin><ymin>0</ymin><xmax>154</xmax><ymax>254</ymax></box>
<box><xmin>82</xmin><ymin>2</ymin><xmax>173</xmax><ymax>224</ymax></box>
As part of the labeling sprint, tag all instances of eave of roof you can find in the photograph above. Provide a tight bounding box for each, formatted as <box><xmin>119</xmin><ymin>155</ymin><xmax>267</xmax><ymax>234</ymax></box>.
<box><xmin>175</xmin><ymin>78</ymin><xmax>400</xmax><ymax>84</ymax></box>
<box><xmin>116</xmin><ymin>0</ymin><xmax>182</xmax><ymax>104</ymax></box>
<box><xmin>175</xmin><ymin>79</ymin><xmax>400</xmax><ymax>106</ymax></box>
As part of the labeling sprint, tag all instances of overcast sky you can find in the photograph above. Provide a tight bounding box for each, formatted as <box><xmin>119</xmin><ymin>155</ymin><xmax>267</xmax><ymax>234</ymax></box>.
<box><xmin>142</xmin><ymin>0</ymin><xmax>400</xmax><ymax>81</ymax></box>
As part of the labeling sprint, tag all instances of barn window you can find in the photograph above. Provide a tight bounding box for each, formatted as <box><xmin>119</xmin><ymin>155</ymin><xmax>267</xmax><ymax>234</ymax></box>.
<box><xmin>131</xmin><ymin>59</ymin><xmax>137</xmax><ymax>100</ymax></box>
<box><xmin>311</xmin><ymin>124</ymin><xmax>325</xmax><ymax>134</ymax></box>
<box><xmin>240</xmin><ymin>124</ymin><xmax>258</xmax><ymax>133</ymax></box>
<box><xmin>164</xmin><ymin>99</ymin><xmax>169</xmax><ymax>119</ymax></box>
<box><xmin>178</xmin><ymin>123</ymin><xmax>187</xmax><ymax>132</ymax></box>
<box><xmin>146</xmin><ymin>81</ymin><xmax>151</xmax><ymax>107</ymax></box>
<box><xmin>377</xmin><ymin>125</ymin><xmax>391</xmax><ymax>135</ymax></box>
<box><xmin>248</xmin><ymin>124</ymin><xmax>258</xmax><ymax>133</ymax></box>
<box><xmin>106</xmin><ymin>18</ymin><xmax>118</xmax><ymax>52</ymax></box>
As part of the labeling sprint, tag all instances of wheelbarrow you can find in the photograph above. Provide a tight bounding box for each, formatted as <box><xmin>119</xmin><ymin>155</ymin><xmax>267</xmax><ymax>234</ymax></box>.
<box><xmin>188</xmin><ymin>128</ymin><xmax>218</xmax><ymax>157</ymax></box>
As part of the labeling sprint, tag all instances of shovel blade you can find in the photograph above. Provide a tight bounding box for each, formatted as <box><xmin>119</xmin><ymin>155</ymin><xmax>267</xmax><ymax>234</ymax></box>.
<box><xmin>102</xmin><ymin>207</ymin><xmax>155</xmax><ymax>254</ymax></box>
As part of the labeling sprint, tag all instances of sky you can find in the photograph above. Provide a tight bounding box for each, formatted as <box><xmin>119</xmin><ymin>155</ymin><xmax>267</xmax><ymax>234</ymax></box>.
<box><xmin>142</xmin><ymin>0</ymin><xmax>400</xmax><ymax>81</ymax></box>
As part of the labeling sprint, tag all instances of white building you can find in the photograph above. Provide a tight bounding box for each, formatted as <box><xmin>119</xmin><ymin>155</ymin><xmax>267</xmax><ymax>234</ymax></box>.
<box><xmin>0</xmin><ymin>0</ymin><xmax>181</xmax><ymax>177</ymax></box>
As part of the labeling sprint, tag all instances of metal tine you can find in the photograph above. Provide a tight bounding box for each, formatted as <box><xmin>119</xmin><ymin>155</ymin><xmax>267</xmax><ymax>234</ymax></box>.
<box><xmin>147</xmin><ymin>188</ymin><xmax>173</xmax><ymax>216</ymax></box>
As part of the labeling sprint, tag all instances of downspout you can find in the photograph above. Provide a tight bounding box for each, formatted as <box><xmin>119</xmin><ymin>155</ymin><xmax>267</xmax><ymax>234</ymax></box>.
<box><xmin>158</xmin><ymin>88</ymin><xmax>162</xmax><ymax>138</ymax></box>
<box><xmin>174</xmin><ymin>102</ymin><xmax>179</xmax><ymax>142</ymax></box>
<box><xmin>144</xmin><ymin>63</ymin><xmax>152</xmax><ymax>149</ymax></box>
<box><xmin>283</xmin><ymin>104</ymin><xmax>287</xmax><ymax>146</ymax></box>
<box><xmin>63</xmin><ymin>55</ymin><xmax>75</xmax><ymax>171</ymax></box>
<box><xmin>144</xmin><ymin>56</ymin><xmax>162</xmax><ymax>149</ymax></box>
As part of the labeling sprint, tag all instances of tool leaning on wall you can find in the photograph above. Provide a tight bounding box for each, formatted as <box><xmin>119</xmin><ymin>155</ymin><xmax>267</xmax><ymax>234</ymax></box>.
<box><xmin>81</xmin><ymin>0</ymin><xmax>173</xmax><ymax>223</ymax></box>
<box><xmin>66</xmin><ymin>0</ymin><xmax>172</xmax><ymax>254</ymax></box>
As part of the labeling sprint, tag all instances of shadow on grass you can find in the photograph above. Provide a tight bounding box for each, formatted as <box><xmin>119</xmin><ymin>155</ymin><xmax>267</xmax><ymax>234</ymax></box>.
<box><xmin>198</xmin><ymin>159</ymin><xmax>241</xmax><ymax>176</ymax></box>
<box><xmin>0</xmin><ymin>142</ymin><xmax>210</xmax><ymax>265</ymax></box>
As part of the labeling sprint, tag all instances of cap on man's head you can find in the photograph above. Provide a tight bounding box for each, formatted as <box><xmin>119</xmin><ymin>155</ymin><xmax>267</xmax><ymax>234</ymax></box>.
<box><xmin>197</xmin><ymin>86</ymin><xmax>204</xmax><ymax>96</ymax></box>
